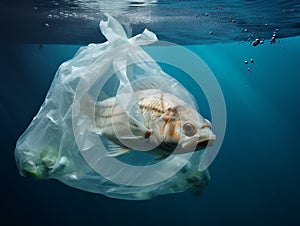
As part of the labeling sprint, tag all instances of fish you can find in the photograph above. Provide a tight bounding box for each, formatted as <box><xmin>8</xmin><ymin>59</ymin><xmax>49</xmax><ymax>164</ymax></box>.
<box><xmin>94</xmin><ymin>88</ymin><xmax>216</xmax><ymax>160</ymax></box>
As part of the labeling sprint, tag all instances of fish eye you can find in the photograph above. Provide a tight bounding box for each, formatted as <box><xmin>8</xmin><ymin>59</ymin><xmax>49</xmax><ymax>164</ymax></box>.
<box><xmin>182</xmin><ymin>122</ymin><xmax>196</xmax><ymax>137</ymax></box>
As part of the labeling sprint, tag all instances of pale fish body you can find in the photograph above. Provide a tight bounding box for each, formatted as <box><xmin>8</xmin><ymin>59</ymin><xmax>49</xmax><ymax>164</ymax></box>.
<box><xmin>95</xmin><ymin>89</ymin><xmax>216</xmax><ymax>159</ymax></box>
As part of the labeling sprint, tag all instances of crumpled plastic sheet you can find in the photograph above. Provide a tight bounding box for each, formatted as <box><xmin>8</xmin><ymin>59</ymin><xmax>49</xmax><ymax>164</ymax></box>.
<box><xmin>14</xmin><ymin>14</ymin><xmax>210</xmax><ymax>200</ymax></box>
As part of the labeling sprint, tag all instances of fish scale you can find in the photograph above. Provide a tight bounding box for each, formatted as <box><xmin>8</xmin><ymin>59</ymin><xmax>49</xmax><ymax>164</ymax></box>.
<box><xmin>138</xmin><ymin>95</ymin><xmax>176</xmax><ymax>125</ymax></box>
<box><xmin>96</xmin><ymin>91</ymin><xmax>177</xmax><ymax>129</ymax></box>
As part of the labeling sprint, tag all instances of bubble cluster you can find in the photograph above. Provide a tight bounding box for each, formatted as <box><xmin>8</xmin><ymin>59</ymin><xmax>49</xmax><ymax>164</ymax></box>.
<box><xmin>238</xmin><ymin>21</ymin><xmax>280</xmax><ymax>48</ymax></box>
<box><xmin>244</xmin><ymin>58</ymin><xmax>254</xmax><ymax>72</ymax></box>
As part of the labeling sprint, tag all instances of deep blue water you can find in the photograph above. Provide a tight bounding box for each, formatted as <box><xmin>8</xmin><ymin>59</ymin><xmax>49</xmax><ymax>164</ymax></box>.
<box><xmin>1</xmin><ymin>35</ymin><xmax>300</xmax><ymax>225</ymax></box>
<box><xmin>1</xmin><ymin>0</ymin><xmax>300</xmax><ymax>225</ymax></box>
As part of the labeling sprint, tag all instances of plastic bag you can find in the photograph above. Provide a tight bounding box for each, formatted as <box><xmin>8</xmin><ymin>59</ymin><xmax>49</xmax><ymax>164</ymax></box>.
<box><xmin>14</xmin><ymin>14</ymin><xmax>211</xmax><ymax>200</ymax></box>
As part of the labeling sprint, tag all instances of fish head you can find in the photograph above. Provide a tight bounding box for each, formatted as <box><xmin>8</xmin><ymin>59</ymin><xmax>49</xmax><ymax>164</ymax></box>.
<box><xmin>161</xmin><ymin>106</ymin><xmax>216</xmax><ymax>154</ymax></box>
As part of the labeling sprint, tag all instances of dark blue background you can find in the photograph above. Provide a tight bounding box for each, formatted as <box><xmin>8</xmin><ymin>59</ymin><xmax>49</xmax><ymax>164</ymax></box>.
<box><xmin>1</xmin><ymin>36</ymin><xmax>300</xmax><ymax>226</ymax></box>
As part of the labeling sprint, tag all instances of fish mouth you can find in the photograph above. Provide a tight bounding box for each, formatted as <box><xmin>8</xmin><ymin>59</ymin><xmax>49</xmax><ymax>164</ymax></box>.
<box><xmin>196</xmin><ymin>135</ymin><xmax>216</xmax><ymax>150</ymax></box>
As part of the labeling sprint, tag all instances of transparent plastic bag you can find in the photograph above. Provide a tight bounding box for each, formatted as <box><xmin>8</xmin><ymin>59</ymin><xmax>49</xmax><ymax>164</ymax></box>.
<box><xmin>14</xmin><ymin>14</ymin><xmax>211</xmax><ymax>200</ymax></box>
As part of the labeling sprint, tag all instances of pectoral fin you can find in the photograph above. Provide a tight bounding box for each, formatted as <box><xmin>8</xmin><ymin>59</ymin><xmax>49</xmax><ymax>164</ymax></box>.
<box><xmin>106</xmin><ymin>140</ymin><xmax>131</xmax><ymax>157</ymax></box>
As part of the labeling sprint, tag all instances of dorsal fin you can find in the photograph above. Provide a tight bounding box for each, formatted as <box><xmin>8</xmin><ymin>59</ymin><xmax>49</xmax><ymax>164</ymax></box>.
<box><xmin>130</xmin><ymin>76</ymin><xmax>197</xmax><ymax>109</ymax></box>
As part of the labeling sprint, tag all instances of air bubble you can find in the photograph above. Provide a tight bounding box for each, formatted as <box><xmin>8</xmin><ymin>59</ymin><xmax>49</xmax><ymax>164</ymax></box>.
<box><xmin>252</xmin><ymin>38</ymin><xmax>260</xmax><ymax>46</ymax></box>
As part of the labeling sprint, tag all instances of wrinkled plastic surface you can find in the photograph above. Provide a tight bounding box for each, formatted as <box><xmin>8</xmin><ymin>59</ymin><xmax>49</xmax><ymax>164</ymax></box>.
<box><xmin>14</xmin><ymin>14</ymin><xmax>210</xmax><ymax>200</ymax></box>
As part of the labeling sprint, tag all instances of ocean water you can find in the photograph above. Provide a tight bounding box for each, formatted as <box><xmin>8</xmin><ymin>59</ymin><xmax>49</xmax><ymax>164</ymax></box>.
<box><xmin>1</xmin><ymin>1</ymin><xmax>300</xmax><ymax>226</ymax></box>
